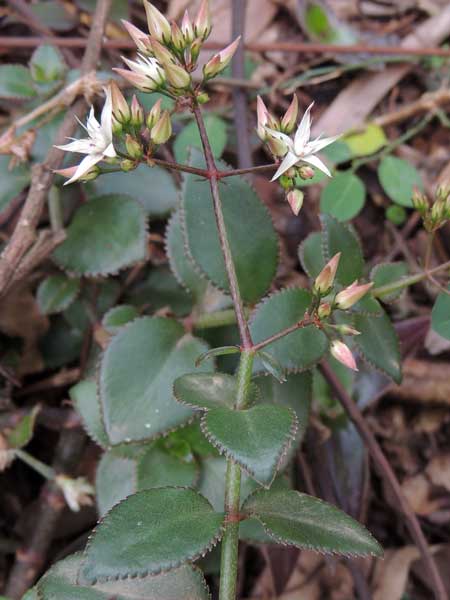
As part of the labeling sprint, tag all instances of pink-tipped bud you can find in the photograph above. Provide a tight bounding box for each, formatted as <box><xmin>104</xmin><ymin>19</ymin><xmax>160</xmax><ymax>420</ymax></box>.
<box><xmin>125</xmin><ymin>134</ymin><xmax>143</xmax><ymax>159</ymax></box>
<box><xmin>330</xmin><ymin>340</ymin><xmax>358</xmax><ymax>371</ymax></box>
<box><xmin>110</xmin><ymin>81</ymin><xmax>130</xmax><ymax>124</ymax></box>
<box><xmin>171</xmin><ymin>21</ymin><xmax>185</xmax><ymax>51</ymax></box>
<box><xmin>164</xmin><ymin>61</ymin><xmax>191</xmax><ymax>89</ymax></box>
<box><xmin>121</xmin><ymin>20</ymin><xmax>151</xmax><ymax>53</ymax></box>
<box><xmin>203</xmin><ymin>37</ymin><xmax>241</xmax><ymax>80</ymax></box>
<box><xmin>121</xmin><ymin>159</ymin><xmax>138</xmax><ymax>172</ymax></box>
<box><xmin>190</xmin><ymin>37</ymin><xmax>203</xmax><ymax>63</ymax></box>
<box><xmin>113</xmin><ymin>68</ymin><xmax>157</xmax><ymax>93</ymax></box>
<box><xmin>150</xmin><ymin>39</ymin><xmax>174</xmax><ymax>64</ymax></box>
<box><xmin>181</xmin><ymin>10</ymin><xmax>194</xmax><ymax>43</ymax></box>
<box><xmin>146</xmin><ymin>98</ymin><xmax>162</xmax><ymax>129</ymax></box>
<box><xmin>314</xmin><ymin>253</ymin><xmax>341</xmax><ymax>294</ymax></box>
<box><xmin>335</xmin><ymin>281</ymin><xmax>373</xmax><ymax>310</ymax></box>
<box><xmin>54</xmin><ymin>165</ymin><xmax>99</xmax><ymax>183</ymax></box>
<box><xmin>150</xmin><ymin>110</ymin><xmax>172</xmax><ymax>145</ymax></box>
<box><xmin>143</xmin><ymin>0</ymin><xmax>171</xmax><ymax>43</ymax></box>
<box><xmin>298</xmin><ymin>165</ymin><xmax>315</xmax><ymax>180</ymax></box>
<box><xmin>281</xmin><ymin>95</ymin><xmax>298</xmax><ymax>134</ymax></box>
<box><xmin>194</xmin><ymin>0</ymin><xmax>211</xmax><ymax>41</ymax></box>
<box><xmin>286</xmin><ymin>189</ymin><xmax>304</xmax><ymax>216</ymax></box>
<box><xmin>317</xmin><ymin>302</ymin><xmax>331</xmax><ymax>319</ymax></box>
<box><xmin>335</xmin><ymin>324</ymin><xmax>361</xmax><ymax>336</ymax></box>
<box><xmin>266</xmin><ymin>134</ymin><xmax>288</xmax><ymax>158</ymax></box>
<box><xmin>130</xmin><ymin>94</ymin><xmax>144</xmax><ymax>127</ymax></box>
<box><xmin>256</xmin><ymin>96</ymin><xmax>270</xmax><ymax>141</ymax></box>
<box><xmin>412</xmin><ymin>187</ymin><xmax>429</xmax><ymax>214</ymax></box>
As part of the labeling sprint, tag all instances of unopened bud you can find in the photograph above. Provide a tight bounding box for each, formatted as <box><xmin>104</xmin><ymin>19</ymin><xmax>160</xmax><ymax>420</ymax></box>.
<box><xmin>181</xmin><ymin>10</ymin><xmax>194</xmax><ymax>43</ymax></box>
<box><xmin>144</xmin><ymin>0</ymin><xmax>171</xmax><ymax>44</ymax></box>
<box><xmin>335</xmin><ymin>281</ymin><xmax>373</xmax><ymax>310</ymax></box>
<box><xmin>196</xmin><ymin>91</ymin><xmax>210</xmax><ymax>104</ymax></box>
<box><xmin>203</xmin><ymin>37</ymin><xmax>241</xmax><ymax>80</ymax></box>
<box><xmin>170</xmin><ymin>21</ymin><xmax>185</xmax><ymax>51</ymax></box>
<box><xmin>330</xmin><ymin>340</ymin><xmax>358</xmax><ymax>371</ymax></box>
<box><xmin>54</xmin><ymin>165</ymin><xmax>100</xmax><ymax>183</ymax></box>
<box><xmin>298</xmin><ymin>165</ymin><xmax>315</xmax><ymax>180</ymax></box>
<box><xmin>125</xmin><ymin>134</ymin><xmax>143</xmax><ymax>159</ymax></box>
<box><xmin>412</xmin><ymin>187</ymin><xmax>428</xmax><ymax>214</ymax></box>
<box><xmin>279</xmin><ymin>174</ymin><xmax>294</xmax><ymax>190</ymax></box>
<box><xmin>317</xmin><ymin>302</ymin><xmax>331</xmax><ymax>319</ymax></box>
<box><xmin>334</xmin><ymin>324</ymin><xmax>360</xmax><ymax>336</ymax></box>
<box><xmin>120</xmin><ymin>159</ymin><xmax>138</xmax><ymax>172</ymax></box>
<box><xmin>164</xmin><ymin>62</ymin><xmax>191</xmax><ymax>89</ymax></box>
<box><xmin>194</xmin><ymin>0</ymin><xmax>211</xmax><ymax>41</ymax></box>
<box><xmin>265</xmin><ymin>130</ymin><xmax>288</xmax><ymax>157</ymax></box>
<box><xmin>146</xmin><ymin>98</ymin><xmax>162</xmax><ymax>129</ymax></box>
<box><xmin>286</xmin><ymin>189</ymin><xmax>304</xmax><ymax>216</ymax></box>
<box><xmin>110</xmin><ymin>81</ymin><xmax>130</xmax><ymax>124</ymax></box>
<box><xmin>190</xmin><ymin>37</ymin><xmax>203</xmax><ymax>64</ymax></box>
<box><xmin>121</xmin><ymin>20</ymin><xmax>151</xmax><ymax>54</ymax></box>
<box><xmin>150</xmin><ymin>39</ymin><xmax>174</xmax><ymax>65</ymax></box>
<box><xmin>150</xmin><ymin>110</ymin><xmax>172</xmax><ymax>144</ymax></box>
<box><xmin>314</xmin><ymin>253</ymin><xmax>341</xmax><ymax>294</ymax></box>
<box><xmin>281</xmin><ymin>95</ymin><xmax>298</xmax><ymax>134</ymax></box>
<box><xmin>112</xmin><ymin>114</ymin><xmax>123</xmax><ymax>135</ymax></box>
<box><xmin>130</xmin><ymin>95</ymin><xmax>144</xmax><ymax>127</ymax></box>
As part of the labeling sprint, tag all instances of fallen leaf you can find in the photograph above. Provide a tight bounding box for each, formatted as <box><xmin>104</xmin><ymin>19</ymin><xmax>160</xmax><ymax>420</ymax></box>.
<box><xmin>373</xmin><ymin>546</ymin><xmax>420</xmax><ymax>600</ymax></box>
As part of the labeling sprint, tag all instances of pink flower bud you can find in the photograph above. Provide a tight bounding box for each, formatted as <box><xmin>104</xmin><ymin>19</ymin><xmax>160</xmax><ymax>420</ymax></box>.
<box><xmin>286</xmin><ymin>189</ymin><xmax>304</xmax><ymax>216</ymax></box>
<box><xmin>256</xmin><ymin>96</ymin><xmax>269</xmax><ymax>140</ymax></box>
<box><xmin>181</xmin><ymin>10</ymin><xmax>194</xmax><ymax>43</ymax></box>
<box><xmin>150</xmin><ymin>110</ymin><xmax>172</xmax><ymax>145</ymax></box>
<box><xmin>150</xmin><ymin>39</ymin><xmax>174</xmax><ymax>64</ymax></box>
<box><xmin>335</xmin><ymin>281</ymin><xmax>373</xmax><ymax>310</ymax></box>
<box><xmin>314</xmin><ymin>253</ymin><xmax>341</xmax><ymax>294</ymax></box>
<box><xmin>171</xmin><ymin>21</ymin><xmax>185</xmax><ymax>51</ymax></box>
<box><xmin>281</xmin><ymin>95</ymin><xmax>298</xmax><ymax>133</ymax></box>
<box><xmin>113</xmin><ymin>68</ymin><xmax>157</xmax><ymax>93</ymax></box>
<box><xmin>194</xmin><ymin>0</ymin><xmax>211</xmax><ymax>41</ymax></box>
<box><xmin>317</xmin><ymin>302</ymin><xmax>331</xmax><ymax>319</ymax></box>
<box><xmin>54</xmin><ymin>165</ymin><xmax>99</xmax><ymax>183</ymax></box>
<box><xmin>146</xmin><ymin>98</ymin><xmax>162</xmax><ymax>129</ymax></box>
<box><xmin>164</xmin><ymin>61</ymin><xmax>191</xmax><ymax>89</ymax></box>
<box><xmin>335</xmin><ymin>324</ymin><xmax>360</xmax><ymax>336</ymax></box>
<box><xmin>121</xmin><ymin>20</ymin><xmax>151</xmax><ymax>53</ymax></box>
<box><xmin>130</xmin><ymin>94</ymin><xmax>144</xmax><ymax>127</ymax></box>
<box><xmin>298</xmin><ymin>165</ymin><xmax>315</xmax><ymax>180</ymax></box>
<box><xmin>110</xmin><ymin>81</ymin><xmax>130</xmax><ymax>124</ymax></box>
<box><xmin>190</xmin><ymin>37</ymin><xmax>203</xmax><ymax>63</ymax></box>
<box><xmin>143</xmin><ymin>0</ymin><xmax>171</xmax><ymax>43</ymax></box>
<box><xmin>330</xmin><ymin>340</ymin><xmax>358</xmax><ymax>371</ymax></box>
<box><xmin>203</xmin><ymin>37</ymin><xmax>241</xmax><ymax>80</ymax></box>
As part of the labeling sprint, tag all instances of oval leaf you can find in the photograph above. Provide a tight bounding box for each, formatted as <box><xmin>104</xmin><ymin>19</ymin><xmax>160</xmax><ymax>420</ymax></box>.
<box><xmin>96</xmin><ymin>450</ymin><xmax>136</xmax><ymax>516</ymax></box>
<box><xmin>431</xmin><ymin>286</ymin><xmax>450</xmax><ymax>340</ymax></box>
<box><xmin>298</xmin><ymin>232</ymin><xmax>325</xmax><ymax>279</ymax></box>
<box><xmin>69</xmin><ymin>379</ymin><xmax>109</xmax><ymax>448</ymax></box>
<box><xmin>80</xmin><ymin>488</ymin><xmax>223</xmax><ymax>582</ymax></box>
<box><xmin>174</xmin><ymin>116</ymin><xmax>227</xmax><ymax>163</ymax></box>
<box><xmin>371</xmin><ymin>261</ymin><xmax>408</xmax><ymax>303</ymax></box>
<box><xmin>321</xmin><ymin>214</ymin><xmax>364</xmax><ymax>285</ymax></box>
<box><xmin>378</xmin><ymin>156</ymin><xmax>423</xmax><ymax>207</ymax></box>
<box><xmin>0</xmin><ymin>65</ymin><xmax>36</xmax><ymax>99</ymax></box>
<box><xmin>243</xmin><ymin>489</ymin><xmax>382</xmax><ymax>556</ymax></box>
<box><xmin>37</xmin><ymin>274</ymin><xmax>80</xmax><ymax>314</ymax></box>
<box><xmin>320</xmin><ymin>171</ymin><xmax>366</xmax><ymax>221</ymax></box>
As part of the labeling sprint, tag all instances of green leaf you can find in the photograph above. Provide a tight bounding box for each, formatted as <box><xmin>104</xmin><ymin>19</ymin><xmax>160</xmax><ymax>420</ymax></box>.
<box><xmin>354</xmin><ymin>308</ymin><xmax>402</xmax><ymax>383</ymax></box>
<box><xmin>378</xmin><ymin>156</ymin><xmax>423</xmax><ymax>207</ymax></box>
<box><xmin>69</xmin><ymin>379</ymin><xmax>109</xmax><ymax>448</ymax></box>
<box><xmin>344</xmin><ymin>124</ymin><xmax>387</xmax><ymax>157</ymax></box>
<box><xmin>321</xmin><ymin>214</ymin><xmax>364</xmax><ymax>285</ymax></box>
<box><xmin>174</xmin><ymin>372</ymin><xmax>260</xmax><ymax>411</ymax></box>
<box><xmin>243</xmin><ymin>489</ymin><xmax>382</xmax><ymax>556</ymax></box>
<box><xmin>432</xmin><ymin>286</ymin><xmax>450</xmax><ymax>340</ymax></box>
<box><xmin>89</xmin><ymin>165</ymin><xmax>178</xmax><ymax>218</ymax></box>
<box><xmin>303</xmin><ymin>2</ymin><xmax>357</xmax><ymax>45</ymax></box>
<box><xmin>0</xmin><ymin>65</ymin><xmax>36</xmax><ymax>99</ymax></box>
<box><xmin>102</xmin><ymin>305</ymin><xmax>139</xmax><ymax>333</ymax></box>
<box><xmin>298</xmin><ymin>232</ymin><xmax>325</xmax><ymax>279</ymax></box>
<box><xmin>174</xmin><ymin>116</ymin><xmax>227</xmax><ymax>163</ymax></box>
<box><xmin>96</xmin><ymin>450</ymin><xmax>136</xmax><ymax>516</ymax></box>
<box><xmin>37</xmin><ymin>274</ymin><xmax>80</xmax><ymax>315</ymax></box>
<box><xmin>99</xmin><ymin>316</ymin><xmax>210</xmax><ymax>444</ymax></box>
<box><xmin>22</xmin><ymin>590</ymin><xmax>39</xmax><ymax>600</ymax></box>
<box><xmin>5</xmin><ymin>406</ymin><xmax>40</xmax><ymax>449</ymax></box>
<box><xmin>39</xmin><ymin>316</ymin><xmax>84</xmax><ymax>368</ymax></box>
<box><xmin>0</xmin><ymin>157</ymin><xmax>30</xmax><ymax>213</ymax></box>
<box><xmin>53</xmin><ymin>194</ymin><xmax>148</xmax><ymax>276</ymax></box>
<box><xmin>29</xmin><ymin>1</ymin><xmax>76</xmax><ymax>32</ymax></box>
<box><xmin>137</xmin><ymin>446</ymin><xmax>198</xmax><ymax>490</ymax></box>
<box><xmin>195</xmin><ymin>346</ymin><xmax>240</xmax><ymax>366</ymax></box>
<box><xmin>182</xmin><ymin>152</ymin><xmax>278</xmax><ymax>304</ymax></box>
<box><xmin>201</xmin><ymin>404</ymin><xmax>297</xmax><ymax>487</ymax></box>
<box><xmin>30</xmin><ymin>45</ymin><xmax>66</xmax><ymax>84</ymax></box>
<box><xmin>371</xmin><ymin>262</ymin><xmax>408</xmax><ymax>303</ymax></box>
<box><xmin>322</xmin><ymin>140</ymin><xmax>352</xmax><ymax>165</ymax></box>
<box><xmin>257</xmin><ymin>351</ymin><xmax>286</xmax><ymax>383</ymax></box>
<box><xmin>37</xmin><ymin>552</ymin><xmax>210</xmax><ymax>599</ymax></box>
<box><xmin>320</xmin><ymin>172</ymin><xmax>366</xmax><ymax>221</ymax></box>
<box><xmin>250</xmin><ymin>288</ymin><xmax>328</xmax><ymax>373</ymax></box>
<box><xmin>385</xmin><ymin>204</ymin><xmax>407</xmax><ymax>225</ymax></box>
<box><xmin>80</xmin><ymin>488</ymin><xmax>223</xmax><ymax>582</ymax></box>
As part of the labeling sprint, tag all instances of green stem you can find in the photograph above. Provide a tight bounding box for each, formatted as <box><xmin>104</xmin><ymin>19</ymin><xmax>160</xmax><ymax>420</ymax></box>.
<box><xmin>15</xmin><ymin>449</ymin><xmax>56</xmax><ymax>480</ymax></box>
<box><xmin>48</xmin><ymin>187</ymin><xmax>63</xmax><ymax>232</ymax></box>
<box><xmin>372</xmin><ymin>259</ymin><xmax>450</xmax><ymax>299</ymax></box>
<box><xmin>219</xmin><ymin>350</ymin><xmax>255</xmax><ymax>600</ymax></box>
<box><xmin>194</xmin><ymin>308</ymin><xmax>249</xmax><ymax>330</ymax></box>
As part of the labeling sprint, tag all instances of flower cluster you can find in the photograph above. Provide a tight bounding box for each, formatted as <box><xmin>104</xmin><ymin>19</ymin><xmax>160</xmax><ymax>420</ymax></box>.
<box><xmin>256</xmin><ymin>97</ymin><xmax>339</xmax><ymax>215</ymax></box>
<box><xmin>311</xmin><ymin>253</ymin><xmax>373</xmax><ymax>371</ymax></box>
<box><xmin>412</xmin><ymin>185</ymin><xmax>450</xmax><ymax>232</ymax></box>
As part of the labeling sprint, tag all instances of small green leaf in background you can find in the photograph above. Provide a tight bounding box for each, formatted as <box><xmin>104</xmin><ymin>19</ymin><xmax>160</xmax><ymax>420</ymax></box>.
<box><xmin>243</xmin><ymin>489</ymin><xmax>382</xmax><ymax>556</ymax></box>
<box><xmin>321</xmin><ymin>214</ymin><xmax>364</xmax><ymax>285</ymax></box>
<box><xmin>386</xmin><ymin>204</ymin><xmax>407</xmax><ymax>225</ymax></box>
<box><xmin>5</xmin><ymin>406</ymin><xmax>40</xmax><ymax>449</ymax></box>
<box><xmin>432</xmin><ymin>286</ymin><xmax>450</xmax><ymax>340</ymax></box>
<box><xmin>36</xmin><ymin>274</ymin><xmax>80</xmax><ymax>315</ymax></box>
<box><xmin>100</xmin><ymin>316</ymin><xmax>210</xmax><ymax>444</ymax></box>
<box><xmin>201</xmin><ymin>404</ymin><xmax>297</xmax><ymax>487</ymax></box>
<box><xmin>29</xmin><ymin>1</ymin><xmax>76</xmax><ymax>31</ymax></box>
<box><xmin>378</xmin><ymin>156</ymin><xmax>423</xmax><ymax>207</ymax></box>
<box><xmin>80</xmin><ymin>488</ymin><xmax>223</xmax><ymax>582</ymax></box>
<box><xmin>371</xmin><ymin>262</ymin><xmax>408</xmax><ymax>303</ymax></box>
<box><xmin>96</xmin><ymin>450</ymin><xmax>136</xmax><ymax>516</ymax></box>
<box><xmin>174</xmin><ymin>116</ymin><xmax>227</xmax><ymax>163</ymax></box>
<box><xmin>102</xmin><ymin>305</ymin><xmax>139</xmax><ymax>334</ymax></box>
<box><xmin>303</xmin><ymin>2</ymin><xmax>357</xmax><ymax>45</ymax></box>
<box><xmin>69</xmin><ymin>379</ymin><xmax>109</xmax><ymax>448</ymax></box>
<box><xmin>0</xmin><ymin>65</ymin><xmax>36</xmax><ymax>99</ymax></box>
<box><xmin>354</xmin><ymin>308</ymin><xmax>402</xmax><ymax>383</ymax></box>
<box><xmin>36</xmin><ymin>553</ymin><xmax>210</xmax><ymax>600</ymax></box>
<box><xmin>322</xmin><ymin>140</ymin><xmax>352</xmax><ymax>165</ymax></box>
<box><xmin>30</xmin><ymin>45</ymin><xmax>66</xmax><ymax>84</ymax></box>
<box><xmin>299</xmin><ymin>232</ymin><xmax>325</xmax><ymax>278</ymax></box>
<box><xmin>344</xmin><ymin>124</ymin><xmax>387</xmax><ymax>157</ymax></box>
<box><xmin>0</xmin><ymin>156</ymin><xmax>31</xmax><ymax>213</ymax></box>
<box><xmin>89</xmin><ymin>165</ymin><xmax>178</xmax><ymax>218</ymax></box>
<box><xmin>53</xmin><ymin>194</ymin><xmax>148</xmax><ymax>276</ymax></box>
<box><xmin>250</xmin><ymin>288</ymin><xmax>328</xmax><ymax>373</ymax></box>
<box><xmin>320</xmin><ymin>171</ymin><xmax>366</xmax><ymax>221</ymax></box>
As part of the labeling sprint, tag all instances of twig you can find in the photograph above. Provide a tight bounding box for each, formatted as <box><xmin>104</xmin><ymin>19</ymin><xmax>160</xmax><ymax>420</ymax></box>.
<box><xmin>374</xmin><ymin>89</ymin><xmax>450</xmax><ymax>128</ymax></box>
<box><xmin>319</xmin><ymin>361</ymin><xmax>447</xmax><ymax>600</ymax></box>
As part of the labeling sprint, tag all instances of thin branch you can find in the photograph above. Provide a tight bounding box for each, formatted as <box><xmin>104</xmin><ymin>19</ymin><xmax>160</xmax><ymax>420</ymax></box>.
<box><xmin>319</xmin><ymin>361</ymin><xmax>447</xmax><ymax>600</ymax></box>
<box><xmin>251</xmin><ymin>317</ymin><xmax>312</xmax><ymax>353</ymax></box>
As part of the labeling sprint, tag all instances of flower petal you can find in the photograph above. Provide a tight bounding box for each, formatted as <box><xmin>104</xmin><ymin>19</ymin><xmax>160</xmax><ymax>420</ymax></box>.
<box><xmin>64</xmin><ymin>153</ymin><xmax>101</xmax><ymax>185</ymax></box>
<box><xmin>55</xmin><ymin>138</ymin><xmax>93</xmax><ymax>154</ymax></box>
<box><xmin>302</xmin><ymin>153</ymin><xmax>332</xmax><ymax>177</ymax></box>
<box><xmin>103</xmin><ymin>142</ymin><xmax>116</xmax><ymax>158</ymax></box>
<box><xmin>101</xmin><ymin>86</ymin><xmax>113</xmax><ymax>139</ymax></box>
<box><xmin>307</xmin><ymin>134</ymin><xmax>341</xmax><ymax>154</ymax></box>
<box><xmin>294</xmin><ymin>102</ymin><xmax>314</xmax><ymax>155</ymax></box>
<box><xmin>271</xmin><ymin>151</ymin><xmax>300</xmax><ymax>181</ymax></box>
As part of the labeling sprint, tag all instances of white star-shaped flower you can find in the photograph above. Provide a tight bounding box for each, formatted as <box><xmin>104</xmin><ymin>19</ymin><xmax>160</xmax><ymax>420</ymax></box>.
<box><xmin>267</xmin><ymin>103</ymin><xmax>339</xmax><ymax>181</ymax></box>
<box><xmin>55</xmin><ymin>87</ymin><xmax>116</xmax><ymax>185</ymax></box>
